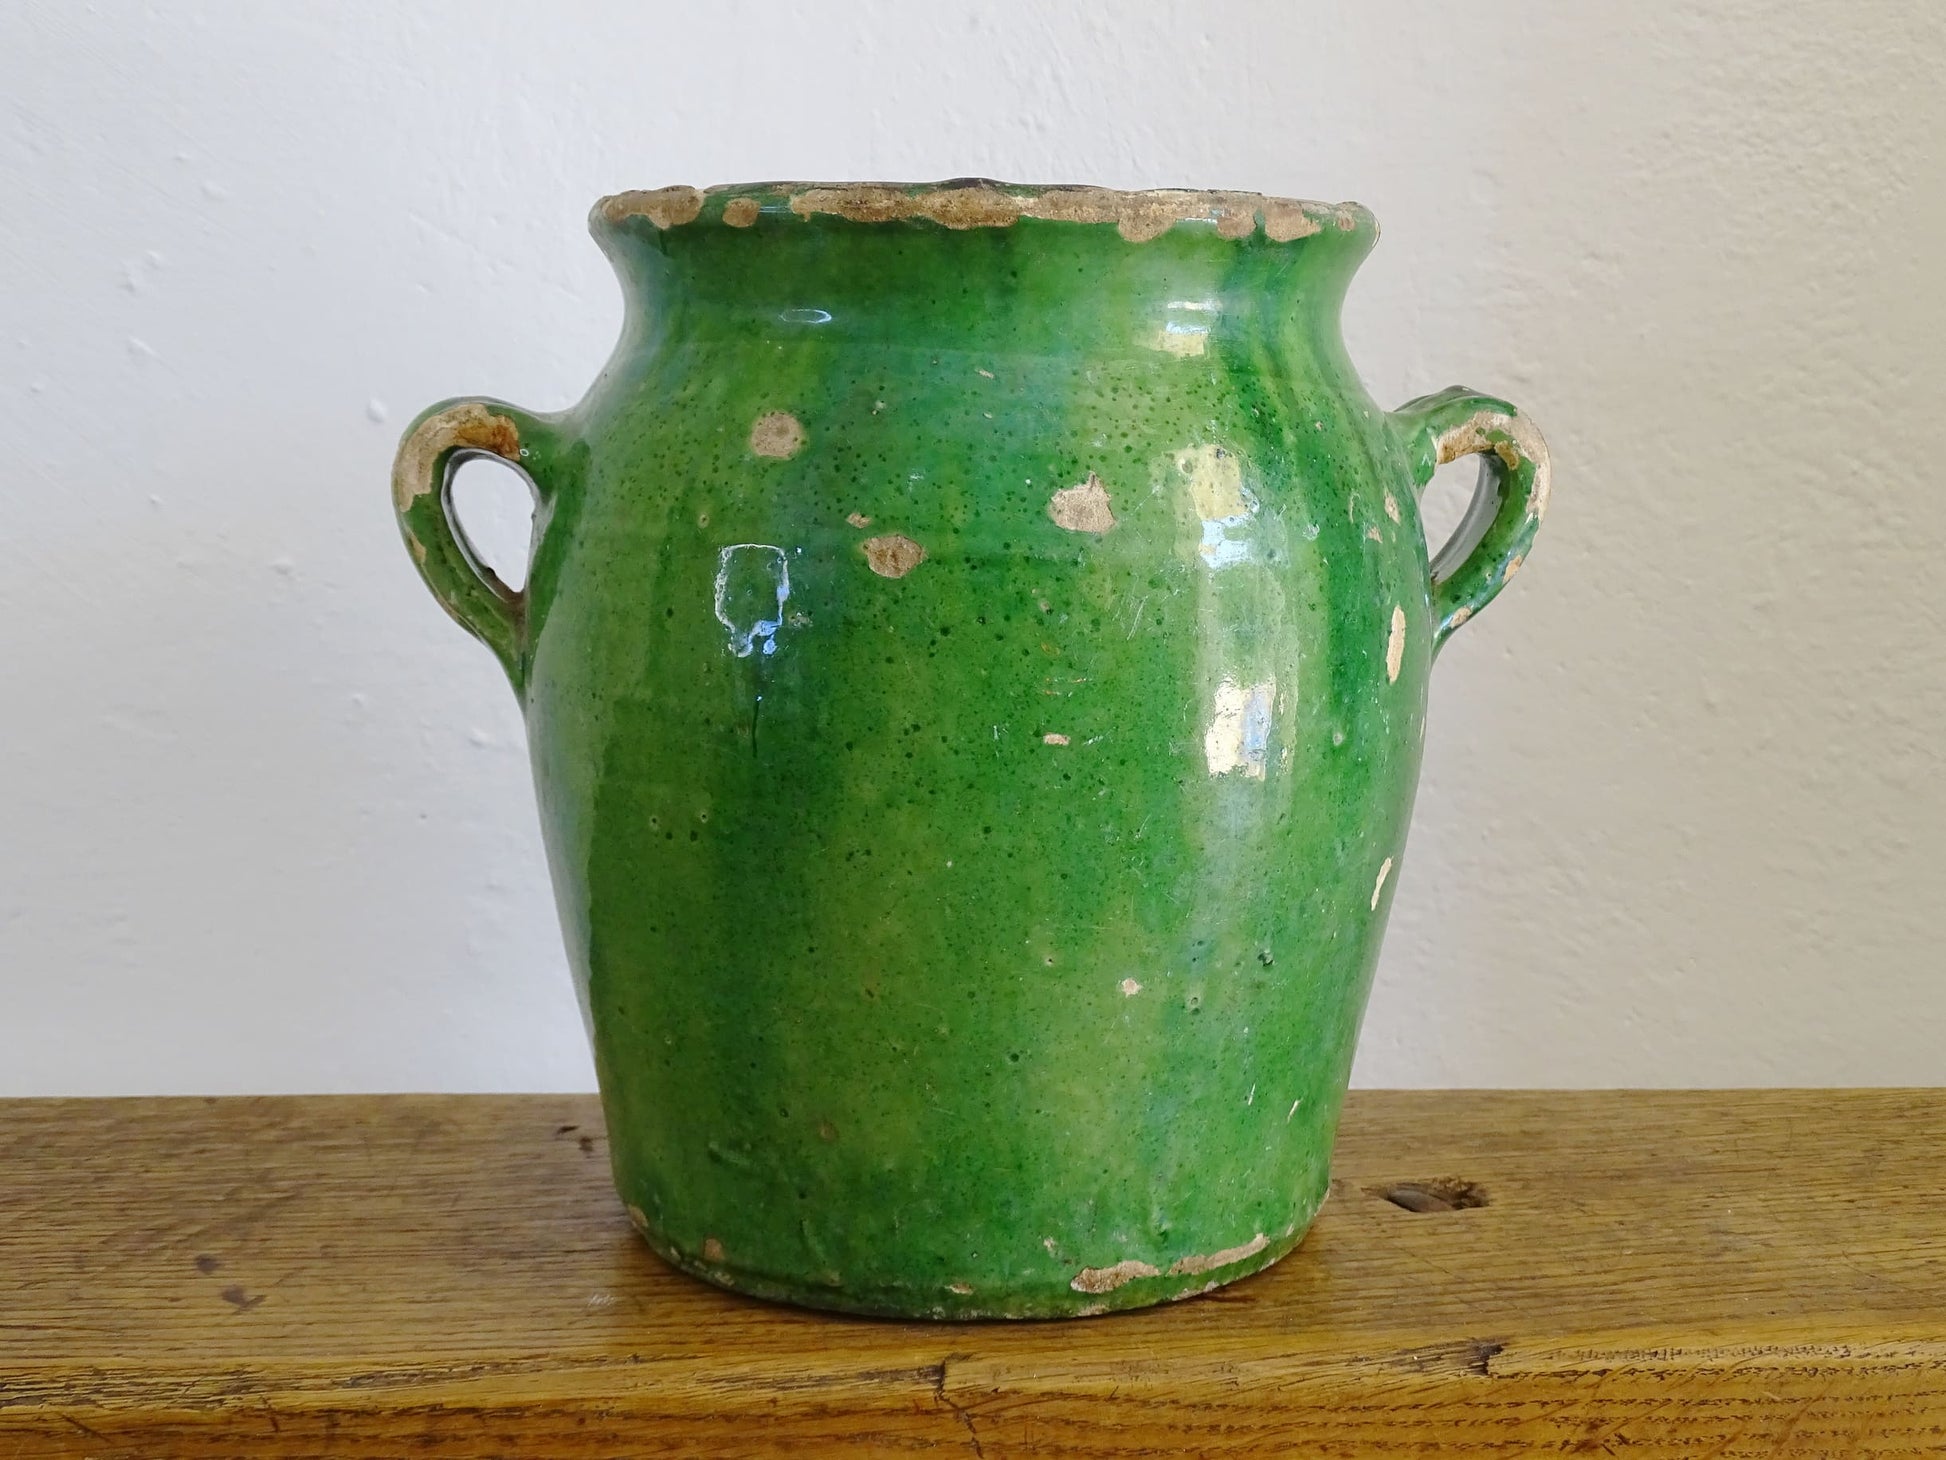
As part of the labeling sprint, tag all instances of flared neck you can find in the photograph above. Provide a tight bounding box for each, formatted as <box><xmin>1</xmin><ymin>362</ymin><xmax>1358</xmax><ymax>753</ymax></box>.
<box><xmin>590</xmin><ymin>180</ymin><xmax>1377</xmax><ymax>357</ymax></box>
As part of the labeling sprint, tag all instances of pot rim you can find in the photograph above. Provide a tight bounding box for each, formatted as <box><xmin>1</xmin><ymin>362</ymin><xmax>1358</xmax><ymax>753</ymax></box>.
<box><xmin>593</xmin><ymin>178</ymin><xmax>1374</xmax><ymax>244</ymax></box>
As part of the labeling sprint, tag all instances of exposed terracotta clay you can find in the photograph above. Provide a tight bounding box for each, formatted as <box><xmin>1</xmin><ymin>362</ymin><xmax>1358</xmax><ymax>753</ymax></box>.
<box><xmin>596</xmin><ymin>182</ymin><xmax>1364</xmax><ymax>244</ymax></box>
<box><xmin>1069</xmin><ymin>1258</ymin><xmax>1161</xmax><ymax>1294</ymax></box>
<box><xmin>597</xmin><ymin>186</ymin><xmax>704</xmax><ymax>230</ymax></box>
<box><xmin>391</xmin><ymin>402</ymin><xmax>520</xmax><ymax>513</ymax></box>
<box><xmin>1047</xmin><ymin>473</ymin><xmax>1117</xmax><ymax>534</ymax></box>
<box><xmin>1432</xmin><ymin>407</ymin><xmax>1552</xmax><ymax>524</ymax></box>
<box><xmin>1167</xmin><ymin>1233</ymin><xmax>1268</xmax><ymax>1277</ymax></box>
<box><xmin>749</xmin><ymin>411</ymin><xmax>806</xmax><ymax>459</ymax></box>
<box><xmin>862</xmin><ymin>533</ymin><xmax>927</xmax><ymax>579</ymax></box>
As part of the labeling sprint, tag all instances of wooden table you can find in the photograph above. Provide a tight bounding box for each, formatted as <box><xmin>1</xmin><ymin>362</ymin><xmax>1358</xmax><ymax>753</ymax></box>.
<box><xmin>3</xmin><ymin>1090</ymin><xmax>1943</xmax><ymax>1456</ymax></box>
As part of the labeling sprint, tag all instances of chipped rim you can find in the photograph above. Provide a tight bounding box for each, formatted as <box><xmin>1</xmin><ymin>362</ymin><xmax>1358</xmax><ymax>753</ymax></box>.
<box><xmin>593</xmin><ymin>179</ymin><xmax>1374</xmax><ymax>245</ymax></box>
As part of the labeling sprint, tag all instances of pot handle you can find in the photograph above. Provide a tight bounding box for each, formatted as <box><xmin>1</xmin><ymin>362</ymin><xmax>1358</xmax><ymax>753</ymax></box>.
<box><xmin>1388</xmin><ymin>386</ymin><xmax>1552</xmax><ymax>651</ymax></box>
<box><xmin>390</xmin><ymin>397</ymin><xmax>561</xmax><ymax>686</ymax></box>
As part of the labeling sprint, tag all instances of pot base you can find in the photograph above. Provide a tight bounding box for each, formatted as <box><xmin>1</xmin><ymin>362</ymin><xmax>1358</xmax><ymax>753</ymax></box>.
<box><xmin>625</xmin><ymin>1205</ymin><xmax>1313</xmax><ymax>1320</ymax></box>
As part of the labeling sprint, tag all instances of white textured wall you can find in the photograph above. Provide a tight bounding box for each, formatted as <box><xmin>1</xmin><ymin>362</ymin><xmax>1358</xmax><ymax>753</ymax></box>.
<box><xmin>4</xmin><ymin>2</ymin><xmax>1942</xmax><ymax>1095</ymax></box>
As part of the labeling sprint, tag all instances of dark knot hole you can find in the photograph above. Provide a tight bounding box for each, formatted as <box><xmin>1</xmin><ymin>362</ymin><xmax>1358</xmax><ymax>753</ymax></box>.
<box><xmin>1372</xmin><ymin>1178</ymin><xmax>1489</xmax><ymax>1213</ymax></box>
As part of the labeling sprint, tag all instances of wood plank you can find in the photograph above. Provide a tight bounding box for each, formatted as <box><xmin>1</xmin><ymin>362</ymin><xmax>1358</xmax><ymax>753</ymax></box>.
<box><xmin>2</xmin><ymin>1090</ymin><xmax>1943</xmax><ymax>1456</ymax></box>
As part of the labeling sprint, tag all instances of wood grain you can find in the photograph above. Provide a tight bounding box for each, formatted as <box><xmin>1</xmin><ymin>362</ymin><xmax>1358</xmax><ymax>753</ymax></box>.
<box><xmin>3</xmin><ymin>1090</ymin><xmax>1944</xmax><ymax>1456</ymax></box>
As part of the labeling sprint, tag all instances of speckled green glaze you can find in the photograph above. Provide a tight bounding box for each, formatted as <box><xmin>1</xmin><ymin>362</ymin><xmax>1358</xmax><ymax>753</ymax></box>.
<box><xmin>391</xmin><ymin>181</ymin><xmax>1550</xmax><ymax>1319</ymax></box>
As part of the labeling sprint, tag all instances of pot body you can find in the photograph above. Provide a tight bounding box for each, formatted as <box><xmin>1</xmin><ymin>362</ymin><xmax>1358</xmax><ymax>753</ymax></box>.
<box><xmin>392</xmin><ymin>182</ymin><xmax>1549</xmax><ymax>1317</ymax></box>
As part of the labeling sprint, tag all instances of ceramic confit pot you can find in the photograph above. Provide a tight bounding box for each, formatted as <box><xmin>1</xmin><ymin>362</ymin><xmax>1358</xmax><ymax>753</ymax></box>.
<box><xmin>391</xmin><ymin>180</ymin><xmax>1550</xmax><ymax>1318</ymax></box>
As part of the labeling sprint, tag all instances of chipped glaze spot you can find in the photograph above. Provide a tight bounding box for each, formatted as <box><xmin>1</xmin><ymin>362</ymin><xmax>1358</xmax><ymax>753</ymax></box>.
<box><xmin>1262</xmin><ymin>198</ymin><xmax>1324</xmax><ymax>241</ymax></box>
<box><xmin>845</xmin><ymin>512</ymin><xmax>872</xmax><ymax>528</ymax></box>
<box><xmin>801</xmin><ymin>184</ymin><xmax>1347</xmax><ymax>242</ymax></box>
<box><xmin>1386</xmin><ymin>605</ymin><xmax>1406</xmax><ymax>683</ymax></box>
<box><xmin>701</xmin><ymin>1236</ymin><xmax>726</xmax><ymax>1263</ymax></box>
<box><xmin>1384</xmin><ymin>493</ymin><xmax>1401</xmax><ymax>524</ymax></box>
<box><xmin>1120</xmin><ymin>978</ymin><xmax>1142</xmax><ymax>997</ymax></box>
<box><xmin>947</xmin><ymin>1281</ymin><xmax>974</xmax><ymax>1295</ymax></box>
<box><xmin>595</xmin><ymin>183</ymin><xmax>1366</xmax><ymax>244</ymax></box>
<box><xmin>862</xmin><ymin>533</ymin><xmax>927</xmax><ymax>578</ymax></box>
<box><xmin>749</xmin><ymin>411</ymin><xmax>806</xmax><ymax>459</ymax></box>
<box><xmin>1504</xmin><ymin>553</ymin><xmax>1525</xmax><ymax>580</ymax></box>
<box><xmin>1366</xmin><ymin>526</ymin><xmax>1383</xmax><ymax>543</ymax></box>
<box><xmin>1432</xmin><ymin>406</ymin><xmax>1552</xmax><ymax>525</ymax></box>
<box><xmin>1450</xmin><ymin>605</ymin><xmax>1474</xmax><ymax>628</ymax></box>
<box><xmin>1204</xmin><ymin>678</ymin><xmax>1276</xmax><ymax>779</ymax></box>
<box><xmin>596</xmin><ymin>186</ymin><xmax>704</xmax><ymax>229</ymax></box>
<box><xmin>391</xmin><ymin>401</ymin><xmax>521</xmax><ymax>513</ymax></box>
<box><xmin>713</xmin><ymin>545</ymin><xmax>790</xmax><ymax>658</ymax></box>
<box><xmin>1070</xmin><ymin>1258</ymin><xmax>1162</xmax><ymax>1294</ymax></box>
<box><xmin>1371</xmin><ymin>857</ymin><xmax>1394</xmax><ymax>911</ymax></box>
<box><xmin>1048</xmin><ymin>473</ymin><xmax>1117</xmax><ymax>534</ymax></box>
<box><xmin>721</xmin><ymin>196</ymin><xmax>761</xmax><ymax>228</ymax></box>
<box><xmin>1043</xmin><ymin>732</ymin><xmax>1070</xmax><ymax>746</ymax></box>
<box><xmin>1167</xmin><ymin>1233</ymin><xmax>1268</xmax><ymax>1277</ymax></box>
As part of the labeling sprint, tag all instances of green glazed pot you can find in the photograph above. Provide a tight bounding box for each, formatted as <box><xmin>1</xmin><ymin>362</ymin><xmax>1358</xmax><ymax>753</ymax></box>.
<box><xmin>391</xmin><ymin>180</ymin><xmax>1550</xmax><ymax>1318</ymax></box>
